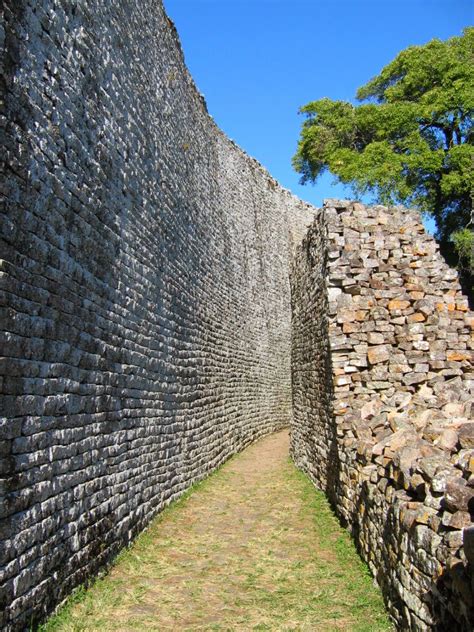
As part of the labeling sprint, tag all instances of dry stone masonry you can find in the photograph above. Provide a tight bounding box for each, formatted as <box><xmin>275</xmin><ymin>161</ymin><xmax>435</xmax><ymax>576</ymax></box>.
<box><xmin>2</xmin><ymin>1</ymin><xmax>473</xmax><ymax>630</ymax></box>
<box><xmin>1</xmin><ymin>1</ymin><xmax>312</xmax><ymax>628</ymax></box>
<box><xmin>291</xmin><ymin>200</ymin><xmax>474</xmax><ymax>631</ymax></box>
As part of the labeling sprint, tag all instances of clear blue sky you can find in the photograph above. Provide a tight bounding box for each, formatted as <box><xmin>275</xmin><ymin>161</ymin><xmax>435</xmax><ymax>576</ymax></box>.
<box><xmin>164</xmin><ymin>0</ymin><xmax>472</xmax><ymax>211</ymax></box>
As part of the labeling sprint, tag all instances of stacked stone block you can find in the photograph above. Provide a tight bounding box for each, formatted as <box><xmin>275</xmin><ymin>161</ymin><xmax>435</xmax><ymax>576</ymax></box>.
<box><xmin>291</xmin><ymin>200</ymin><xmax>474</xmax><ymax>630</ymax></box>
<box><xmin>0</xmin><ymin>1</ymin><xmax>313</xmax><ymax>629</ymax></box>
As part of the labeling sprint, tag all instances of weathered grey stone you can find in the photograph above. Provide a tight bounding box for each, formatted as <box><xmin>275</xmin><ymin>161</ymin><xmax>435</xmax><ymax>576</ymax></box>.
<box><xmin>444</xmin><ymin>478</ymin><xmax>474</xmax><ymax>513</ymax></box>
<box><xmin>459</xmin><ymin>423</ymin><xmax>474</xmax><ymax>449</ymax></box>
<box><xmin>3</xmin><ymin>1</ymin><xmax>474</xmax><ymax>627</ymax></box>
<box><xmin>1</xmin><ymin>2</ymin><xmax>313</xmax><ymax>629</ymax></box>
<box><xmin>463</xmin><ymin>526</ymin><xmax>474</xmax><ymax>565</ymax></box>
<box><xmin>436</xmin><ymin>428</ymin><xmax>459</xmax><ymax>451</ymax></box>
<box><xmin>442</xmin><ymin>511</ymin><xmax>472</xmax><ymax>530</ymax></box>
<box><xmin>291</xmin><ymin>199</ymin><xmax>474</xmax><ymax>631</ymax></box>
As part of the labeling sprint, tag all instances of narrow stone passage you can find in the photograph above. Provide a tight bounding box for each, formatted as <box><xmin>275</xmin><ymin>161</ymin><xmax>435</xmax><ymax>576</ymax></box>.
<box><xmin>43</xmin><ymin>431</ymin><xmax>392</xmax><ymax>631</ymax></box>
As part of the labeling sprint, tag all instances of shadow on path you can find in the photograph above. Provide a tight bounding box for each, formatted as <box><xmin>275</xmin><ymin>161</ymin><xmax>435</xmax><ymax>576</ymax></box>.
<box><xmin>42</xmin><ymin>430</ymin><xmax>392</xmax><ymax>631</ymax></box>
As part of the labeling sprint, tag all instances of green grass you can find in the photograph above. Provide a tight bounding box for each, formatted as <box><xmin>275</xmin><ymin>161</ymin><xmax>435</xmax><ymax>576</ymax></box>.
<box><xmin>39</xmin><ymin>432</ymin><xmax>392</xmax><ymax>631</ymax></box>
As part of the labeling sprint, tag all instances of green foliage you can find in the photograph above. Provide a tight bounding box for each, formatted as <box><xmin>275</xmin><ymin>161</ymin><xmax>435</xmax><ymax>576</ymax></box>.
<box><xmin>293</xmin><ymin>27</ymin><xmax>474</xmax><ymax>246</ymax></box>
<box><xmin>452</xmin><ymin>227</ymin><xmax>474</xmax><ymax>270</ymax></box>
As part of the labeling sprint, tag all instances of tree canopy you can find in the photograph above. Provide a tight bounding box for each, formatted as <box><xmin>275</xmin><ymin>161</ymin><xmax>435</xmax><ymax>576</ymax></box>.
<box><xmin>293</xmin><ymin>27</ymin><xmax>473</xmax><ymax>274</ymax></box>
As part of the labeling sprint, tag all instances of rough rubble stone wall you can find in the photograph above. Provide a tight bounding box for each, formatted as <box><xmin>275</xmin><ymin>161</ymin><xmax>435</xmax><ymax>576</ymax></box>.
<box><xmin>0</xmin><ymin>1</ymin><xmax>313</xmax><ymax>628</ymax></box>
<box><xmin>291</xmin><ymin>200</ymin><xmax>474</xmax><ymax>631</ymax></box>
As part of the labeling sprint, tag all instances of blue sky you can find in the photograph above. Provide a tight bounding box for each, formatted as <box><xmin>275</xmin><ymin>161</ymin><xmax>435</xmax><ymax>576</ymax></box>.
<box><xmin>164</xmin><ymin>0</ymin><xmax>472</xmax><ymax>212</ymax></box>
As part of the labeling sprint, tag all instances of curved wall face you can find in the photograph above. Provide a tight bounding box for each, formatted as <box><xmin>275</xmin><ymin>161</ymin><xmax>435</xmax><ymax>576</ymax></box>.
<box><xmin>1</xmin><ymin>2</ymin><xmax>313</xmax><ymax>627</ymax></box>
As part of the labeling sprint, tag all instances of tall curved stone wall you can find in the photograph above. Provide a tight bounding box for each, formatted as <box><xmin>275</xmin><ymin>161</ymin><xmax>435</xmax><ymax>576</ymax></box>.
<box><xmin>1</xmin><ymin>1</ymin><xmax>313</xmax><ymax>628</ymax></box>
<box><xmin>291</xmin><ymin>200</ymin><xmax>474</xmax><ymax>631</ymax></box>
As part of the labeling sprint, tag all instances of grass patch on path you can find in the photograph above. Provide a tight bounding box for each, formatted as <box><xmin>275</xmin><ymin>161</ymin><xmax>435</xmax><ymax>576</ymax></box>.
<box><xmin>41</xmin><ymin>430</ymin><xmax>392</xmax><ymax>631</ymax></box>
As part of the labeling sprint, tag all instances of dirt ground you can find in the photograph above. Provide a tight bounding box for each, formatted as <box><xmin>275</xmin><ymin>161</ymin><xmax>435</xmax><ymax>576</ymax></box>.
<box><xmin>44</xmin><ymin>430</ymin><xmax>392</xmax><ymax>631</ymax></box>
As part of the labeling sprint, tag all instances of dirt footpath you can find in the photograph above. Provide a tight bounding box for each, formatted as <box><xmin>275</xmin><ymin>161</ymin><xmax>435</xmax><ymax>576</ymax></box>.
<box><xmin>44</xmin><ymin>430</ymin><xmax>391</xmax><ymax>631</ymax></box>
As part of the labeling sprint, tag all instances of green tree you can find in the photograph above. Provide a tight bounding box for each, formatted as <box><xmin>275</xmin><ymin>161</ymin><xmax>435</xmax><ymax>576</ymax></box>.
<box><xmin>293</xmin><ymin>27</ymin><xmax>474</xmax><ymax>282</ymax></box>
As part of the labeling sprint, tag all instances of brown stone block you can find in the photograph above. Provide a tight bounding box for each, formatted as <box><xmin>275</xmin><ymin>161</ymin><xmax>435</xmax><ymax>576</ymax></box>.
<box><xmin>367</xmin><ymin>345</ymin><xmax>390</xmax><ymax>364</ymax></box>
<box><xmin>446</xmin><ymin>351</ymin><xmax>470</xmax><ymax>362</ymax></box>
<box><xmin>442</xmin><ymin>510</ymin><xmax>471</xmax><ymax>530</ymax></box>
<box><xmin>459</xmin><ymin>423</ymin><xmax>474</xmax><ymax>449</ymax></box>
<box><xmin>337</xmin><ymin>311</ymin><xmax>357</xmax><ymax>323</ymax></box>
<box><xmin>414</xmin><ymin>506</ymin><xmax>435</xmax><ymax>525</ymax></box>
<box><xmin>400</xmin><ymin>506</ymin><xmax>417</xmax><ymax>529</ymax></box>
<box><xmin>444</xmin><ymin>478</ymin><xmax>473</xmax><ymax>512</ymax></box>
<box><xmin>343</xmin><ymin>322</ymin><xmax>360</xmax><ymax>333</ymax></box>
<box><xmin>388</xmin><ymin>299</ymin><xmax>411</xmax><ymax>311</ymax></box>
